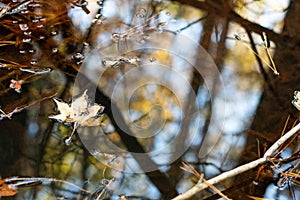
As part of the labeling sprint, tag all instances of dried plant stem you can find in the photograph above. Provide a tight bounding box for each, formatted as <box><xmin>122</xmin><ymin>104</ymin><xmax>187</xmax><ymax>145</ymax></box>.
<box><xmin>4</xmin><ymin>177</ymin><xmax>91</xmax><ymax>194</ymax></box>
<box><xmin>172</xmin><ymin>122</ymin><xmax>300</xmax><ymax>200</ymax></box>
<box><xmin>0</xmin><ymin>93</ymin><xmax>57</xmax><ymax>120</ymax></box>
<box><xmin>0</xmin><ymin>108</ymin><xmax>11</xmax><ymax>119</ymax></box>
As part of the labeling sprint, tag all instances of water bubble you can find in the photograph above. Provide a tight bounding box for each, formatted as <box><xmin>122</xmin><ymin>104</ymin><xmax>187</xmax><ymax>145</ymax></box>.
<box><xmin>20</xmin><ymin>10</ymin><xmax>29</xmax><ymax>14</ymax></box>
<box><xmin>124</xmin><ymin>56</ymin><xmax>140</xmax><ymax>65</ymax></box>
<box><xmin>29</xmin><ymin>3</ymin><xmax>41</xmax><ymax>8</ymax></box>
<box><xmin>12</xmin><ymin>20</ymin><xmax>18</xmax><ymax>24</ymax></box>
<box><xmin>72</xmin><ymin>52</ymin><xmax>84</xmax><ymax>60</ymax></box>
<box><xmin>252</xmin><ymin>181</ymin><xmax>259</xmax><ymax>185</ymax></box>
<box><xmin>111</xmin><ymin>33</ymin><xmax>120</xmax><ymax>41</ymax></box>
<box><xmin>81</xmin><ymin>1</ymin><xmax>88</xmax><ymax>6</ymax></box>
<box><xmin>51</xmin><ymin>30</ymin><xmax>58</xmax><ymax>36</ymax></box>
<box><xmin>91</xmin><ymin>150</ymin><xmax>100</xmax><ymax>156</ymax></box>
<box><xmin>22</xmin><ymin>38</ymin><xmax>32</xmax><ymax>43</ymax></box>
<box><xmin>149</xmin><ymin>57</ymin><xmax>156</xmax><ymax>62</ymax></box>
<box><xmin>136</xmin><ymin>8</ymin><xmax>146</xmax><ymax>18</ymax></box>
<box><xmin>19</xmin><ymin>50</ymin><xmax>26</xmax><ymax>54</ymax></box>
<box><xmin>64</xmin><ymin>137</ymin><xmax>72</xmax><ymax>146</ymax></box>
<box><xmin>24</xmin><ymin>31</ymin><xmax>32</xmax><ymax>35</ymax></box>
<box><xmin>140</xmin><ymin>8</ymin><xmax>146</xmax><ymax>13</ymax></box>
<box><xmin>234</xmin><ymin>34</ymin><xmax>242</xmax><ymax>41</ymax></box>
<box><xmin>93</xmin><ymin>14</ymin><xmax>106</xmax><ymax>24</ymax></box>
<box><xmin>95</xmin><ymin>14</ymin><xmax>101</xmax><ymax>19</ymax></box>
<box><xmin>96</xmin><ymin>0</ymin><xmax>103</xmax><ymax>6</ymax></box>
<box><xmin>36</xmin><ymin>24</ymin><xmax>44</xmax><ymax>28</ymax></box>
<box><xmin>19</xmin><ymin>24</ymin><xmax>29</xmax><ymax>31</ymax></box>
<box><xmin>157</xmin><ymin>22</ymin><xmax>167</xmax><ymax>33</ymax></box>
<box><xmin>28</xmin><ymin>49</ymin><xmax>35</xmax><ymax>54</ymax></box>
<box><xmin>102</xmin><ymin>57</ymin><xmax>120</xmax><ymax>68</ymax></box>
<box><xmin>52</xmin><ymin>48</ymin><xmax>58</xmax><ymax>53</ymax></box>
<box><xmin>101</xmin><ymin>179</ymin><xmax>110</xmax><ymax>186</ymax></box>
<box><xmin>30</xmin><ymin>59</ymin><xmax>37</xmax><ymax>65</ymax></box>
<box><xmin>39</xmin><ymin>35</ymin><xmax>45</xmax><ymax>40</ymax></box>
<box><xmin>136</xmin><ymin>13</ymin><xmax>145</xmax><ymax>18</ymax></box>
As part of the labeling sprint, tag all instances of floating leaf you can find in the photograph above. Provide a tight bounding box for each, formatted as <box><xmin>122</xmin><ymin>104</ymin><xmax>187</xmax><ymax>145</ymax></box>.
<box><xmin>49</xmin><ymin>90</ymin><xmax>105</xmax><ymax>126</ymax></box>
<box><xmin>9</xmin><ymin>79</ymin><xmax>24</xmax><ymax>93</ymax></box>
<box><xmin>0</xmin><ymin>179</ymin><xmax>17</xmax><ymax>197</ymax></box>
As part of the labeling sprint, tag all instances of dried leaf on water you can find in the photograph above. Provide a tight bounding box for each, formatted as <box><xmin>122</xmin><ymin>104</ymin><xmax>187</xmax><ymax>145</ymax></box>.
<box><xmin>49</xmin><ymin>90</ymin><xmax>105</xmax><ymax>126</ymax></box>
<box><xmin>0</xmin><ymin>179</ymin><xmax>17</xmax><ymax>197</ymax></box>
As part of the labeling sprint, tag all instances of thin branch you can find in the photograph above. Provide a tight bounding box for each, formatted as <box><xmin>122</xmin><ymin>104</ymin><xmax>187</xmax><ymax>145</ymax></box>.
<box><xmin>172</xmin><ymin>122</ymin><xmax>300</xmax><ymax>199</ymax></box>
<box><xmin>171</xmin><ymin>0</ymin><xmax>283</xmax><ymax>44</ymax></box>
<box><xmin>264</xmin><ymin>122</ymin><xmax>300</xmax><ymax>157</ymax></box>
<box><xmin>180</xmin><ymin>162</ymin><xmax>230</xmax><ymax>200</ymax></box>
<box><xmin>0</xmin><ymin>93</ymin><xmax>57</xmax><ymax>120</ymax></box>
<box><xmin>176</xmin><ymin>16</ymin><xmax>208</xmax><ymax>33</ymax></box>
<box><xmin>4</xmin><ymin>177</ymin><xmax>91</xmax><ymax>194</ymax></box>
<box><xmin>245</xmin><ymin>29</ymin><xmax>286</xmax><ymax>112</ymax></box>
<box><xmin>245</xmin><ymin>30</ymin><xmax>269</xmax><ymax>81</ymax></box>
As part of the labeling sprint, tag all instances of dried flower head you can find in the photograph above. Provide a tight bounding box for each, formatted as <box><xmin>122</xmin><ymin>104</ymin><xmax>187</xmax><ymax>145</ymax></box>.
<box><xmin>9</xmin><ymin>79</ymin><xmax>24</xmax><ymax>93</ymax></box>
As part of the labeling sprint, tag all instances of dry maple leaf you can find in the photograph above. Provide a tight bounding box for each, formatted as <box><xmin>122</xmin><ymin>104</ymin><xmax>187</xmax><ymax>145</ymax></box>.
<box><xmin>49</xmin><ymin>90</ymin><xmax>105</xmax><ymax>126</ymax></box>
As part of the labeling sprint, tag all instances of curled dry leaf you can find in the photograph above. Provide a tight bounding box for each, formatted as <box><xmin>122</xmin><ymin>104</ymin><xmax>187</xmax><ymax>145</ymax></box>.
<box><xmin>9</xmin><ymin>79</ymin><xmax>24</xmax><ymax>93</ymax></box>
<box><xmin>49</xmin><ymin>90</ymin><xmax>105</xmax><ymax>126</ymax></box>
<box><xmin>0</xmin><ymin>179</ymin><xmax>17</xmax><ymax>197</ymax></box>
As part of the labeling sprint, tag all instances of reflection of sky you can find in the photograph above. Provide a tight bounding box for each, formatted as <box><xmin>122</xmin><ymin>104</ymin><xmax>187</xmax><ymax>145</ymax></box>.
<box><xmin>237</xmin><ymin>0</ymin><xmax>290</xmax><ymax>33</ymax></box>
<box><xmin>254</xmin><ymin>0</ymin><xmax>290</xmax><ymax>31</ymax></box>
<box><xmin>67</xmin><ymin>0</ymin><xmax>292</xmax><ymax>198</ymax></box>
<box><xmin>221</xmin><ymin>65</ymin><xmax>261</xmax><ymax>134</ymax></box>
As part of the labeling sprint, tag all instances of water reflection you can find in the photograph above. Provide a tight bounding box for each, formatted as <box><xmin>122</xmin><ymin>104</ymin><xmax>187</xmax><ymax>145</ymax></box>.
<box><xmin>0</xmin><ymin>0</ymin><xmax>298</xmax><ymax>199</ymax></box>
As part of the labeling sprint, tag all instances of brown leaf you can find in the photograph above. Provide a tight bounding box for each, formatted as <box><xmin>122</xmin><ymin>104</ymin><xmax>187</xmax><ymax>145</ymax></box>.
<box><xmin>0</xmin><ymin>179</ymin><xmax>17</xmax><ymax>197</ymax></box>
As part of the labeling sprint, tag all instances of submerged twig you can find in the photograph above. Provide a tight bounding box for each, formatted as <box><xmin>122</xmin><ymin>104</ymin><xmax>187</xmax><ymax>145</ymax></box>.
<box><xmin>3</xmin><ymin>176</ymin><xmax>91</xmax><ymax>195</ymax></box>
<box><xmin>0</xmin><ymin>93</ymin><xmax>57</xmax><ymax>120</ymax></box>
<box><xmin>0</xmin><ymin>108</ymin><xmax>11</xmax><ymax>119</ymax></box>
<box><xmin>181</xmin><ymin>162</ymin><xmax>230</xmax><ymax>200</ymax></box>
<box><xmin>234</xmin><ymin>31</ymin><xmax>279</xmax><ymax>75</ymax></box>
<box><xmin>173</xmin><ymin>122</ymin><xmax>300</xmax><ymax>200</ymax></box>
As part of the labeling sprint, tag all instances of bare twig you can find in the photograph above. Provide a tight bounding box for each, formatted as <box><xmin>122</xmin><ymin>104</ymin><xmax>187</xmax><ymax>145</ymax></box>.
<box><xmin>3</xmin><ymin>177</ymin><xmax>91</xmax><ymax>194</ymax></box>
<box><xmin>171</xmin><ymin>0</ymin><xmax>282</xmax><ymax>44</ymax></box>
<box><xmin>0</xmin><ymin>108</ymin><xmax>11</xmax><ymax>119</ymax></box>
<box><xmin>172</xmin><ymin>122</ymin><xmax>300</xmax><ymax>199</ymax></box>
<box><xmin>180</xmin><ymin>162</ymin><xmax>230</xmax><ymax>200</ymax></box>
<box><xmin>0</xmin><ymin>93</ymin><xmax>57</xmax><ymax>120</ymax></box>
<box><xmin>176</xmin><ymin>16</ymin><xmax>207</xmax><ymax>33</ymax></box>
